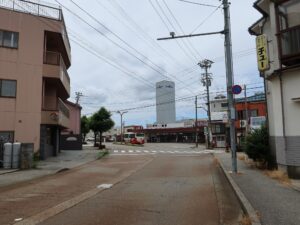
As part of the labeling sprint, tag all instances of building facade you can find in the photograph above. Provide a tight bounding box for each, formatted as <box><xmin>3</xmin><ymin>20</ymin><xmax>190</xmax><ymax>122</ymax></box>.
<box><xmin>156</xmin><ymin>80</ymin><xmax>176</xmax><ymax>124</ymax></box>
<box><xmin>0</xmin><ymin>1</ymin><xmax>71</xmax><ymax>159</ymax></box>
<box><xmin>249</xmin><ymin>0</ymin><xmax>300</xmax><ymax>178</ymax></box>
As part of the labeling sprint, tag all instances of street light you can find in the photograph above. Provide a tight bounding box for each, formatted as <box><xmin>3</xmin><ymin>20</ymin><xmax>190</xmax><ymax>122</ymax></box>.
<box><xmin>117</xmin><ymin>111</ymin><xmax>128</xmax><ymax>143</ymax></box>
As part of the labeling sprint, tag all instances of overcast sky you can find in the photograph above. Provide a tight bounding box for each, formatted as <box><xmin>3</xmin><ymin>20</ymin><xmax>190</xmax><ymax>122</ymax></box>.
<box><xmin>44</xmin><ymin>0</ymin><xmax>262</xmax><ymax>126</ymax></box>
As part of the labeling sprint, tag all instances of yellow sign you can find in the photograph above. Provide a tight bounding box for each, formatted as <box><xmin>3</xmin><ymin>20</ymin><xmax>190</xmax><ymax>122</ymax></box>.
<box><xmin>256</xmin><ymin>34</ymin><xmax>270</xmax><ymax>71</ymax></box>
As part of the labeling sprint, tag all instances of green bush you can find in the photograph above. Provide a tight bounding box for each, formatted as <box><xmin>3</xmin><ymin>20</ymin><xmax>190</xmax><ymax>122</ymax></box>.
<box><xmin>245</xmin><ymin>126</ymin><xmax>276</xmax><ymax>169</ymax></box>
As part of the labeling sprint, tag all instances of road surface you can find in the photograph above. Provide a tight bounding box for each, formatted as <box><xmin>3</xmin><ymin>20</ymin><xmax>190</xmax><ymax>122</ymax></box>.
<box><xmin>0</xmin><ymin>143</ymin><xmax>242</xmax><ymax>225</ymax></box>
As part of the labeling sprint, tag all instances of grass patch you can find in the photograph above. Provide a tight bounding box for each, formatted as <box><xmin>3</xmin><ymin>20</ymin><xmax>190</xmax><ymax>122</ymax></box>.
<box><xmin>264</xmin><ymin>170</ymin><xmax>291</xmax><ymax>185</ymax></box>
<box><xmin>97</xmin><ymin>150</ymin><xmax>109</xmax><ymax>160</ymax></box>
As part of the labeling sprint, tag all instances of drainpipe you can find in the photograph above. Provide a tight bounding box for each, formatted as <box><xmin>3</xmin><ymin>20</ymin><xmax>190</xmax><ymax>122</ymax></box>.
<box><xmin>279</xmin><ymin>72</ymin><xmax>287</xmax><ymax>157</ymax></box>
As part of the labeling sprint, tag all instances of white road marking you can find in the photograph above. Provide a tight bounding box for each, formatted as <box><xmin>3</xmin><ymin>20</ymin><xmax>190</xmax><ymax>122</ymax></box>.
<box><xmin>136</xmin><ymin>150</ymin><xmax>141</xmax><ymax>153</ymax></box>
<box><xmin>129</xmin><ymin>150</ymin><xmax>133</xmax><ymax>153</ymax></box>
<box><xmin>114</xmin><ymin>150</ymin><xmax>119</xmax><ymax>153</ymax></box>
<box><xmin>121</xmin><ymin>150</ymin><xmax>126</xmax><ymax>153</ymax></box>
<box><xmin>97</xmin><ymin>184</ymin><xmax>113</xmax><ymax>189</ymax></box>
<box><xmin>144</xmin><ymin>150</ymin><xmax>149</xmax><ymax>153</ymax></box>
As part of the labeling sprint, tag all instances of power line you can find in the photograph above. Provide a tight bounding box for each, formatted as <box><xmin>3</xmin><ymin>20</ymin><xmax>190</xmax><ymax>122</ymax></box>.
<box><xmin>148</xmin><ymin>0</ymin><xmax>197</xmax><ymax>64</ymax></box>
<box><xmin>60</xmin><ymin>0</ymin><xmax>196</xmax><ymax>95</ymax></box>
<box><xmin>178</xmin><ymin>0</ymin><xmax>218</xmax><ymax>8</ymax></box>
<box><xmin>154</xmin><ymin>0</ymin><xmax>199</xmax><ymax>62</ymax></box>
<box><xmin>107</xmin><ymin>0</ymin><xmax>186</xmax><ymax>69</ymax></box>
<box><xmin>161</xmin><ymin>0</ymin><xmax>203</xmax><ymax>59</ymax></box>
<box><xmin>190</xmin><ymin>3</ymin><xmax>222</xmax><ymax>34</ymax></box>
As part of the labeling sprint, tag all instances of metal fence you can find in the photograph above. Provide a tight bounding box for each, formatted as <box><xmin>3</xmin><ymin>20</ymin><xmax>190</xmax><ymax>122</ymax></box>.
<box><xmin>0</xmin><ymin>0</ymin><xmax>61</xmax><ymax>20</ymax></box>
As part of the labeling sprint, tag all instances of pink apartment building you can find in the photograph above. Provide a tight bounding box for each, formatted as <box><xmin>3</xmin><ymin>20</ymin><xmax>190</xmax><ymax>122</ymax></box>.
<box><xmin>0</xmin><ymin>1</ymin><xmax>72</xmax><ymax>159</ymax></box>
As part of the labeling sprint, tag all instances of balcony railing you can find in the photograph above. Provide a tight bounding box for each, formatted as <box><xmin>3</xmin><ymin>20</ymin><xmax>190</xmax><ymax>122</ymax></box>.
<box><xmin>43</xmin><ymin>97</ymin><xmax>69</xmax><ymax>119</ymax></box>
<box><xmin>58</xmin><ymin>98</ymin><xmax>70</xmax><ymax>118</ymax></box>
<box><xmin>279</xmin><ymin>25</ymin><xmax>300</xmax><ymax>65</ymax></box>
<box><xmin>0</xmin><ymin>0</ymin><xmax>61</xmax><ymax>20</ymax></box>
<box><xmin>44</xmin><ymin>51</ymin><xmax>70</xmax><ymax>83</ymax></box>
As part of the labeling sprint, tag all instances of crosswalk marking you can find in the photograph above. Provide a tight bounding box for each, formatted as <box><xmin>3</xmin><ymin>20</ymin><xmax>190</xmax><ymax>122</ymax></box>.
<box><xmin>110</xmin><ymin>149</ymin><xmax>224</xmax><ymax>155</ymax></box>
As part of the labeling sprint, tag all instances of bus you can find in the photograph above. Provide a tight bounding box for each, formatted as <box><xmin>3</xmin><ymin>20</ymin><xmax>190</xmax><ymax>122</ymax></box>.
<box><xmin>124</xmin><ymin>132</ymin><xmax>145</xmax><ymax>145</ymax></box>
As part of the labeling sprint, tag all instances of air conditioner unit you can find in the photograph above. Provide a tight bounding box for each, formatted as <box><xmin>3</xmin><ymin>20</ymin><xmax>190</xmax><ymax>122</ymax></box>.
<box><xmin>240</xmin><ymin>120</ymin><xmax>247</xmax><ymax>128</ymax></box>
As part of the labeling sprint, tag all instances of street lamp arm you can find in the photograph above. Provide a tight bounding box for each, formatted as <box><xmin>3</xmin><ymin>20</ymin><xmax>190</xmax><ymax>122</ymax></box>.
<box><xmin>157</xmin><ymin>30</ymin><xmax>224</xmax><ymax>41</ymax></box>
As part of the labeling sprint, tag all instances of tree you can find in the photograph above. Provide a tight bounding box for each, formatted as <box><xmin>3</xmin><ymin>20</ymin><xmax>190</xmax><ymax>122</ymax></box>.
<box><xmin>245</xmin><ymin>126</ymin><xmax>276</xmax><ymax>169</ymax></box>
<box><xmin>81</xmin><ymin>116</ymin><xmax>90</xmax><ymax>142</ymax></box>
<box><xmin>89</xmin><ymin>107</ymin><xmax>115</xmax><ymax>149</ymax></box>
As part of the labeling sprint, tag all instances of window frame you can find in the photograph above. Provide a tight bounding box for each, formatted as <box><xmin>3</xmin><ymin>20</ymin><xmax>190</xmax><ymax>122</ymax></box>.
<box><xmin>275</xmin><ymin>0</ymin><xmax>300</xmax><ymax>66</ymax></box>
<box><xmin>0</xmin><ymin>131</ymin><xmax>14</xmax><ymax>143</ymax></box>
<box><xmin>0</xmin><ymin>79</ymin><xmax>17</xmax><ymax>98</ymax></box>
<box><xmin>0</xmin><ymin>29</ymin><xmax>19</xmax><ymax>49</ymax></box>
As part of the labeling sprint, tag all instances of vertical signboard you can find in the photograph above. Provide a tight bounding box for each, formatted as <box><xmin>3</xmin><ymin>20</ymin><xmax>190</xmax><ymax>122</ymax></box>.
<box><xmin>256</xmin><ymin>34</ymin><xmax>270</xmax><ymax>72</ymax></box>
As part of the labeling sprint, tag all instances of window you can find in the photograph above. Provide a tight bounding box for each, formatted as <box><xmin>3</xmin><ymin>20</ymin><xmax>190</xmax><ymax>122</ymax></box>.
<box><xmin>211</xmin><ymin>124</ymin><xmax>225</xmax><ymax>134</ymax></box>
<box><xmin>221</xmin><ymin>102</ymin><xmax>228</xmax><ymax>108</ymax></box>
<box><xmin>0</xmin><ymin>80</ymin><xmax>17</xmax><ymax>97</ymax></box>
<box><xmin>0</xmin><ymin>30</ymin><xmax>19</xmax><ymax>48</ymax></box>
<box><xmin>278</xmin><ymin>0</ymin><xmax>300</xmax><ymax>31</ymax></box>
<box><xmin>250</xmin><ymin>109</ymin><xmax>258</xmax><ymax>117</ymax></box>
<box><xmin>0</xmin><ymin>131</ymin><xmax>14</xmax><ymax>142</ymax></box>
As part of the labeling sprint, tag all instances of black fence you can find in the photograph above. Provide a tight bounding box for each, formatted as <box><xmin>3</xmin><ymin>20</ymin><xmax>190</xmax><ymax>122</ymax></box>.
<box><xmin>60</xmin><ymin>134</ymin><xmax>82</xmax><ymax>150</ymax></box>
<box><xmin>0</xmin><ymin>141</ymin><xmax>3</xmax><ymax>167</ymax></box>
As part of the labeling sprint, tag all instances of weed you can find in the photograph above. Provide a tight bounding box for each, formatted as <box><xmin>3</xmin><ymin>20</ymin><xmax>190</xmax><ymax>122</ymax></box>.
<box><xmin>264</xmin><ymin>170</ymin><xmax>291</xmax><ymax>185</ymax></box>
<box><xmin>239</xmin><ymin>215</ymin><xmax>252</xmax><ymax>225</ymax></box>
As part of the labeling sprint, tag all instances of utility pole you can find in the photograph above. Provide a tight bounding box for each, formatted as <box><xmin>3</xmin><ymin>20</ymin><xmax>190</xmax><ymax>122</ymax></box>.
<box><xmin>75</xmin><ymin>92</ymin><xmax>83</xmax><ymax>105</ymax></box>
<box><xmin>157</xmin><ymin>0</ymin><xmax>237</xmax><ymax>172</ymax></box>
<box><xmin>117</xmin><ymin>111</ymin><xmax>128</xmax><ymax>143</ymax></box>
<box><xmin>244</xmin><ymin>85</ymin><xmax>249</xmax><ymax>136</ymax></box>
<box><xmin>199</xmin><ymin>59</ymin><xmax>213</xmax><ymax>149</ymax></box>
<box><xmin>195</xmin><ymin>96</ymin><xmax>198</xmax><ymax>147</ymax></box>
<box><xmin>223</xmin><ymin>0</ymin><xmax>237</xmax><ymax>173</ymax></box>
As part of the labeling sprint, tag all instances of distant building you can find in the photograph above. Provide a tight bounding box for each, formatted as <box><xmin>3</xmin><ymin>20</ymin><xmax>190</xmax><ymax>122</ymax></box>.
<box><xmin>156</xmin><ymin>80</ymin><xmax>176</xmax><ymax>124</ymax></box>
<box><xmin>235</xmin><ymin>93</ymin><xmax>267</xmax><ymax>148</ymax></box>
<box><xmin>249</xmin><ymin>0</ymin><xmax>300</xmax><ymax>178</ymax></box>
<box><xmin>0</xmin><ymin>1</ymin><xmax>72</xmax><ymax>159</ymax></box>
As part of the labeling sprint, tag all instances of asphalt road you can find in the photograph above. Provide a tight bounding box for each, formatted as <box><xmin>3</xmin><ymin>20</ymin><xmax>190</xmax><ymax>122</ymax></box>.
<box><xmin>40</xmin><ymin>144</ymin><xmax>242</xmax><ymax>225</ymax></box>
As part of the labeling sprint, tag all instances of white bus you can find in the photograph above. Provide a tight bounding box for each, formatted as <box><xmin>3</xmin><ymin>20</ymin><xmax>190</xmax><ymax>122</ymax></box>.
<box><xmin>124</xmin><ymin>132</ymin><xmax>145</xmax><ymax>145</ymax></box>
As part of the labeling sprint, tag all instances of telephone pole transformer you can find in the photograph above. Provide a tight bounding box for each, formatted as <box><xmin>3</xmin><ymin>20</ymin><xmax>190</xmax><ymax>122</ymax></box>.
<box><xmin>199</xmin><ymin>59</ymin><xmax>213</xmax><ymax>149</ymax></box>
<box><xmin>75</xmin><ymin>92</ymin><xmax>83</xmax><ymax>105</ymax></box>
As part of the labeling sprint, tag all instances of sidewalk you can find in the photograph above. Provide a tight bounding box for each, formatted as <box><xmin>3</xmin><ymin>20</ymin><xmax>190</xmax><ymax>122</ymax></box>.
<box><xmin>0</xmin><ymin>149</ymin><xmax>99</xmax><ymax>188</ymax></box>
<box><xmin>216</xmin><ymin>152</ymin><xmax>300</xmax><ymax>225</ymax></box>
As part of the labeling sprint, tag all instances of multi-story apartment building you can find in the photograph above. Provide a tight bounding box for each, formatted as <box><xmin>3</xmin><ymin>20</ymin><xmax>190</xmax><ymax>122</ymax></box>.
<box><xmin>0</xmin><ymin>1</ymin><xmax>71</xmax><ymax>159</ymax></box>
<box><xmin>249</xmin><ymin>0</ymin><xmax>300</xmax><ymax>178</ymax></box>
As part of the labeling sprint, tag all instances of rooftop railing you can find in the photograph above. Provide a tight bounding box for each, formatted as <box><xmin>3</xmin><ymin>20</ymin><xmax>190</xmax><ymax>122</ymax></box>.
<box><xmin>0</xmin><ymin>0</ymin><xmax>71</xmax><ymax>54</ymax></box>
<box><xmin>0</xmin><ymin>0</ymin><xmax>61</xmax><ymax>20</ymax></box>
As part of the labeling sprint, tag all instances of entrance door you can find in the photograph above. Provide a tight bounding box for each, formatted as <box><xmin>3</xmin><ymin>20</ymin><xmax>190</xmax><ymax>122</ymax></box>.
<box><xmin>216</xmin><ymin>135</ymin><xmax>226</xmax><ymax>148</ymax></box>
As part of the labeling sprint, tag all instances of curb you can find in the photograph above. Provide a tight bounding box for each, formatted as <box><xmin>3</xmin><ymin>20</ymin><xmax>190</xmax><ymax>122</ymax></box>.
<box><xmin>216</xmin><ymin>155</ymin><xmax>262</xmax><ymax>225</ymax></box>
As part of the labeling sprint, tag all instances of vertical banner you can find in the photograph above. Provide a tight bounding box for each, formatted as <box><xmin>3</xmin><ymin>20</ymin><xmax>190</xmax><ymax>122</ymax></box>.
<box><xmin>256</xmin><ymin>34</ymin><xmax>270</xmax><ymax>72</ymax></box>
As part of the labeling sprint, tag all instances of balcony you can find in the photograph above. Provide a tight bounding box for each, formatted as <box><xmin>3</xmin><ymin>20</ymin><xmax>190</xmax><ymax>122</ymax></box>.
<box><xmin>43</xmin><ymin>51</ymin><xmax>70</xmax><ymax>98</ymax></box>
<box><xmin>279</xmin><ymin>25</ymin><xmax>300</xmax><ymax>66</ymax></box>
<box><xmin>0</xmin><ymin>0</ymin><xmax>71</xmax><ymax>64</ymax></box>
<box><xmin>42</xmin><ymin>98</ymin><xmax>70</xmax><ymax>128</ymax></box>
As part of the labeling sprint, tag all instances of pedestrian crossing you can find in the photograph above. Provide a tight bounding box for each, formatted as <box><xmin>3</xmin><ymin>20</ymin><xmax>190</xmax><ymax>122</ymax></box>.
<box><xmin>110</xmin><ymin>149</ymin><xmax>224</xmax><ymax>155</ymax></box>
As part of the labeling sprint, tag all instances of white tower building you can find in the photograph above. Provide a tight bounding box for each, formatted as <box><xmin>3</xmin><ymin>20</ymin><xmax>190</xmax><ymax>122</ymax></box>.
<box><xmin>156</xmin><ymin>80</ymin><xmax>176</xmax><ymax>124</ymax></box>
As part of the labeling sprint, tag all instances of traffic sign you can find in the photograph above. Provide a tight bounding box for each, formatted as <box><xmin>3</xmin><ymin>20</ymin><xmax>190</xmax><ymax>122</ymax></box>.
<box><xmin>232</xmin><ymin>85</ymin><xmax>242</xmax><ymax>95</ymax></box>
